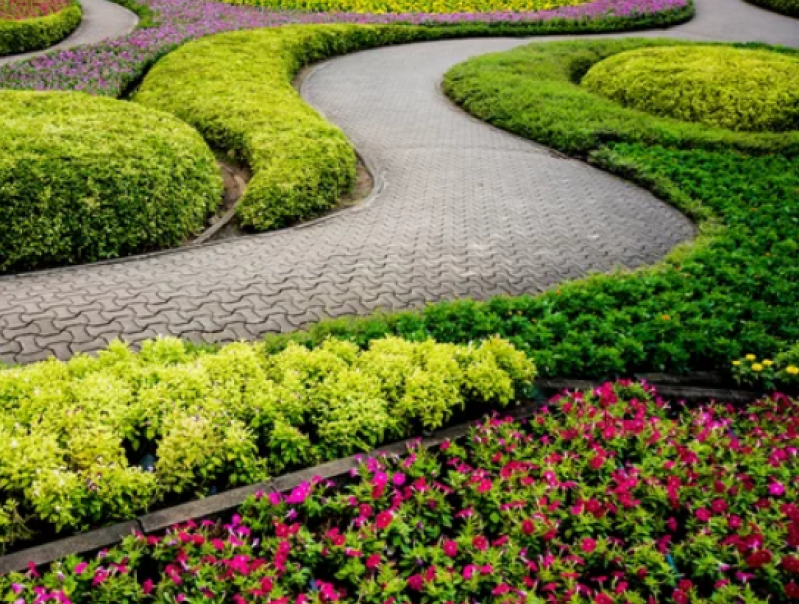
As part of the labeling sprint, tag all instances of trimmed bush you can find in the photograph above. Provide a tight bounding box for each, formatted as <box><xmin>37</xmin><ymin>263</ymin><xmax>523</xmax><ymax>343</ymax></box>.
<box><xmin>583</xmin><ymin>46</ymin><xmax>799</xmax><ymax>132</ymax></box>
<box><xmin>747</xmin><ymin>0</ymin><xmax>799</xmax><ymax>17</ymax></box>
<box><xmin>0</xmin><ymin>91</ymin><xmax>222</xmax><ymax>272</ymax></box>
<box><xmin>221</xmin><ymin>0</ymin><xmax>588</xmax><ymax>14</ymax></box>
<box><xmin>0</xmin><ymin>0</ymin><xmax>80</xmax><ymax>56</ymax></box>
<box><xmin>0</xmin><ymin>335</ymin><xmax>533</xmax><ymax>552</ymax></box>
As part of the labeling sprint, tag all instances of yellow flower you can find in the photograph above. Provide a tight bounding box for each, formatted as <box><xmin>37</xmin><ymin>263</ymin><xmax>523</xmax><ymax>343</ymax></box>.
<box><xmin>787</xmin><ymin>365</ymin><xmax>799</xmax><ymax>376</ymax></box>
<box><xmin>763</xmin><ymin>359</ymin><xmax>774</xmax><ymax>367</ymax></box>
<box><xmin>752</xmin><ymin>363</ymin><xmax>764</xmax><ymax>372</ymax></box>
<box><xmin>745</xmin><ymin>354</ymin><xmax>756</xmax><ymax>361</ymax></box>
<box><xmin>732</xmin><ymin>360</ymin><xmax>741</xmax><ymax>366</ymax></box>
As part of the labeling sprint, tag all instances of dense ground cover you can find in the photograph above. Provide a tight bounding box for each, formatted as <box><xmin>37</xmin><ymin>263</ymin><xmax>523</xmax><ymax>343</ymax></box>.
<box><xmin>220</xmin><ymin>0</ymin><xmax>589</xmax><ymax>16</ymax></box>
<box><xmin>746</xmin><ymin>0</ymin><xmax>798</xmax><ymax>17</ymax></box>
<box><xmin>0</xmin><ymin>0</ymin><xmax>79</xmax><ymax>56</ymax></box>
<box><xmin>583</xmin><ymin>45</ymin><xmax>799</xmax><ymax>132</ymax></box>
<box><xmin>0</xmin><ymin>336</ymin><xmax>533</xmax><ymax>552</ymax></box>
<box><xmin>0</xmin><ymin>91</ymin><xmax>222</xmax><ymax>272</ymax></box>
<box><xmin>3</xmin><ymin>381</ymin><xmax>799</xmax><ymax>602</ymax></box>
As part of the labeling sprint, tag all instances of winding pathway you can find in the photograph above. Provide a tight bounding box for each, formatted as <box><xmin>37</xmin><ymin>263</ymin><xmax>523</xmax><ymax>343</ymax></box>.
<box><xmin>0</xmin><ymin>0</ymin><xmax>796</xmax><ymax>364</ymax></box>
<box><xmin>0</xmin><ymin>0</ymin><xmax>138</xmax><ymax>66</ymax></box>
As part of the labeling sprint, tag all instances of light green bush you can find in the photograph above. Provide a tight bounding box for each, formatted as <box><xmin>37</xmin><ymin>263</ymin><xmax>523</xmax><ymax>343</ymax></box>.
<box><xmin>582</xmin><ymin>46</ymin><xmax>799</xmax><ymax>132</ymax></box>
<box><xmin>0</xmin><ymin>91</ymin><xmax>222</xmax><ymax>272</ymax></box>
<box><xmin>0</xmin><ymin>1</ymin><xmax>81</xmax><ymax>56</ymax></box>
<box><xmin>0</xmin><ymin>335</ymin><xmax>534</xmax><ymax>550</ymax></box>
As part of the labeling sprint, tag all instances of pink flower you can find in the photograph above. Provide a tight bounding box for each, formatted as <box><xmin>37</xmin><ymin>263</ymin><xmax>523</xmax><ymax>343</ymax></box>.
<box><xmin>595</xmin><ymin>595</ymin><xmax>613</xmax><ymax>604</ymax></box>
<box><xmin>463</xmin><ymin>564</ymin><xmax>478</xmax><ymax>580</ymax></box>
<box><xmin>269</xmin><ymin>492</ymin><xmax>283</xmax><ymax>506</ymax></box>
<box><xmin>407</xmin><ymin>574</ymin><xmax>424</xmax><ymax>591</ymax></box>
<box><xmin>366</xmin><ymin>554</ymin><xmax>381</xmax><ymax>569</ymax></box>
<box><xmin>375</xmin><ymin>511</ymin><xmax>392</xmax><ymax>530</ymax></box>
<box><xmin>695</xmin><ymin>508</ymin><xmax>711</xmax><ymax>522</ymax></box>
<box><xmin>143</xmin><ymin>579</ymin><xmax>154</xmax><ymax>595</ymax></box>
<box><xmin>710</xmin><ymin>499</ymin><xmax>728</xmax><ymax>514</ymax></box>
<box><xmin>392</xmin><ymin>473</ymin><xmax>406</xmax><ymax>487</ymax></box>
<box><xmin>522</xmin><ymin>520</ymin><xmax>535</xmax><ymax>535</ymax></box>
<box><xmin>770</xmin><ymin>481</ymin><xmax>786</xmax><ymax>496</ymax></box>
<box><xmin>673</xmin><ymin>590</ymin><xmax>689</xmax><ymax>604</ymax></box>
<box><xmin>443</xmin><ymin>540</ymin><xmax>458</xmax><ymax>557</ymax></box>
<box><xmin>581</xmin><ymin>538</ymin><xmax>597</xmax><ymax>554</ymax></box>
<box><xmin>73</xmin><ymin>563</ymin><xmax>88</xmax><ymax>575</ymax></box>
<box><xmin>473</xmin><ymin>536</ymin><xmax>488</xmax><ymax>551</ymax></box>
<box><xmin>477</xmin><ymin>479</ymin><xmax>492</xmax><ymax>493</ymax></box>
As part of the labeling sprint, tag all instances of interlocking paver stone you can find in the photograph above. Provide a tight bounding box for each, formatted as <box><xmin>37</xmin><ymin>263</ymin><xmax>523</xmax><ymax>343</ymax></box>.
<box><xmin>0</xmin><ymin>0</ymin><xmax>796</xmax><ymax>363</ymax></box>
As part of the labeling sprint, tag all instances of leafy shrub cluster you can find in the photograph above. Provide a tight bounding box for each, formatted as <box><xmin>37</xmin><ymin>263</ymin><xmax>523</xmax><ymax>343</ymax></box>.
<box><xmin>0</xmin><ymin>335</ymin><xmax>533</xmax><ymax>552</ymax></box>
<box><xmin>582</xmin><ymin>45</ymin><xmax>799</xmax><ymax>132</ymax></box>
<box><xmin>5</xmin><ymin>381</ymin><xmax>799</xmax><ymax>603</ymax></box>
<box><xmin>0</xmin><ymin>91</ymin><xmax>222</xmax><ymax>272</ymax></box>
<box><xmin>0</xmin><ymin>0</ymin><xmax>79</xmax><ymax>56</ymax></box>
<box><xmin>220</xmin><ymin>0</ymin><xmax>587</xmax><ymax>15</ymax></box>
<box><xmin>732</xmin><ymin>343</ymin><xmax>799</xmax><ymax>390</ymax></box>
<box><xmin>746</xmin><ymin>0</ymin><xmax>799</xmax><ymax>17</ymax></box>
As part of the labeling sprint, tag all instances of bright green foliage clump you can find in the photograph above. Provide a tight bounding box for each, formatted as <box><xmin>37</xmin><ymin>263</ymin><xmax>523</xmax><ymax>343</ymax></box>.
<box><xmin>221</xmin><ymin>0</ymin><xmax>586</xmax><ymax>14</ymax></box>
<box><xmin>0</xmin><ymin>1</ymin><xmax>80</xmax><ymax>56</ymax></box>
<box><xmin>0</xmin><ymin>91</ymin><xmax>222</xmax><ymax>272</ymax></box>
<box><xmin>583</xmin><ymin>46</ymin><xmax>799</xmax><ymax>132</ymax></box>
<box><xmin>0</xmin><ymin>335</ymin><xmax>533</xmax><ymax>551</ymax></box>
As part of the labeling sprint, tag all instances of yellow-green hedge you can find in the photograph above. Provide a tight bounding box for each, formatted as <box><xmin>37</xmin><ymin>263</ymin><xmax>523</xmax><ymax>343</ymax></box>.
<box><xmin>0</xmin><ymin>0</ymin><xmax>81</xmax><ymax>56</ymax></box>
<box><xmin>0</xmin><ymin>335</ymin><xmax>534</xmax><ymax>551</ymax></box>
<box><xmin>582</xmin><ymin>45</ymin><xmax>799</xmax><ymax>132</ymax></box>
<box><xmin>220</xmin><ymin>0</ymin><xmax>586</xmax><ymax>14</ymax></box>
<box><xmin>0</xmin><ymin>91</ymin><xmax>222</xmax><ymax>272</ymax></box>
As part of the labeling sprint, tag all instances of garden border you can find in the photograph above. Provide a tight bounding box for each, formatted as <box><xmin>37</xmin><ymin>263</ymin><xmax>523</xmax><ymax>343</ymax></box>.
<box><xmin>0</xmin><ymin>379</ymin><xmax>759</xmax><ymax>574</ymax></box>
<box><xmin>0</xmin><ymin>0</ymin><xmax>81</xmax><ymax>57</ymax></box>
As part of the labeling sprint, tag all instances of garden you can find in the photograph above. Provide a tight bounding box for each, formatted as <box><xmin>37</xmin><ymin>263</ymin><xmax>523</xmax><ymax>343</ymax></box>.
<box><xmin>1</xmin><ymin>0</ymin><xmax>799</xmax><ymax>598</ymax></box>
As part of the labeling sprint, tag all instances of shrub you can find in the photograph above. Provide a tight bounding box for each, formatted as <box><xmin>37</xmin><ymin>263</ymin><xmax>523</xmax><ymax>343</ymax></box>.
<box><xmin>0</xmin><ymin>91</ymin><xmax>222</xmax><ymax>272</ymax></box>
<box><xmin>746</xmin><ymin>0</ymin><xmax>799</xmax><ymax>17</ymax></box>
<box><xmin>220</xmin><ymin>0</ymin><xmax>588</xmax><ymax>14</ymax></box>
<box><xmin>6</xmin><ymin>382</ymin><xmax>799</xmax><ymax>603</ymax></box>
<box><xmin>582</xmin><ymin>46</ymin><xmax>799</xmax><ymax>132</ymax></box>
<box><xmin>0</xmin><ymin>335</ymin><xmax>534</xmax><ymax>551</ymax></box>
<box><xmin>0</xmin><ymin>0</ymin><xmax>79</xmax><ymax>56</ymax></box>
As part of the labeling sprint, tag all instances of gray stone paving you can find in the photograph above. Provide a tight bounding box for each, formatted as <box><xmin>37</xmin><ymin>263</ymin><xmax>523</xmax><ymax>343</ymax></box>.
<box><xmin>0</xmin><ymin>0</ymin><xmax>796</xmax><ymax>364</ymax></box>
<box><xmin>0</xmin><ymin>0</ymin><xmax>138</xmax><ymax>66</ymax></box>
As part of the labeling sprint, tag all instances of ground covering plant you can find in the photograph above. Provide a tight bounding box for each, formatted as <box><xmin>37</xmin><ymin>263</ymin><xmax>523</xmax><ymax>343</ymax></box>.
<box><xmin>0</xmin><ymin>335</ymin><xmax>533</xmax><ymax>552</ymax></box>
<box><xmin>732</xmin><ymin>343</ymin><xmax>799</xmax><ymax>391</ymax></box>
<box><xmin>0</xmin><ymin>91</ymin><xmax>222</xmax><ymax>272</ymax></box>
<box><xmin>746</xmin><ymin>0</ymin><xmax>798</xmax><ymax>17</ymax></box>
<box><xmin>582</xmin><ymin>45</ymin><xmax>799</xmax><ymax>132</ymax></box>
<box><xmin>0</xmin><ymin>0</ymin><xmax>692</xmax><ymax>97</ymax></box>
<box><xmin>220</xmin><ymin>0</ymin><xmax>589</xmax><ymax>16</ymax></box>
<box><xmin>0</xmin><ymin>0</ymin><xmax>79</xmax><ymax>56</ymax></box>
<box><xmin>3</xmin><ymin>381</ymin><xmax>799</xmax><ymax>602</ymax></box>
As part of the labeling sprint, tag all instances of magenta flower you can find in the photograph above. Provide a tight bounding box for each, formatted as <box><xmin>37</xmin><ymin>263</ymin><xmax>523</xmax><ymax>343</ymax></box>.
<box><xmin>443</xmin><ymin>540</ymin><xmax>458</xmax><ymax>557</ymax></box>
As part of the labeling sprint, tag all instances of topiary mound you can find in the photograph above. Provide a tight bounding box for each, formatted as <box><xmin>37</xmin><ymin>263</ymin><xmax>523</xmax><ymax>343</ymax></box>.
<box><xmin>582</xmin><ymin>45</ymin><xmax>799</xmax><ymax>132</ymax></box>
<box><xmin>0</xmin><ymin>91</ymin><xmax>223</xmax><ymax>273</ymax></box>
<box><xmin>220</xmin><ymin>0</ymin><xmax>588</xmax><ymax>14</ymax></box>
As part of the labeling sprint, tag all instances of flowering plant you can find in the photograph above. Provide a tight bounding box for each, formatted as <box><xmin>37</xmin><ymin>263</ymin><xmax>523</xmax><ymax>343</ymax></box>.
<box><xmin>4</xmin><ymin>381</ymin><xmax>798</xmax><ymax>603</ymax></box>
<box><xmin>732</xmin><ymin>343</ymin><xmax>799</xmax><ymax>390</ymax></box>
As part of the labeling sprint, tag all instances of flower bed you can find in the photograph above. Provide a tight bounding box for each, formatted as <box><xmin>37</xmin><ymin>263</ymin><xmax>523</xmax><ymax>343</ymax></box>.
<box><xmin>0</xmin><ymin>336</ymin><xmax>533</xmax><ymax>553</ymax></box>
<box><xmin>219</xmin><ymin>0</ymin><xmax>589</xmax><ymax>15</ymax></box>
<box><xmin>745</xmin><ymin>0</ymin><xmax>798</xmax><ymax>17</ymax></box>
<box><xmin>3</xmin><ymin>381</ymin><xmax>799</xmax><ymax>602</ymax></box>
<box><xmin>0</xmin><ymin>0</ymin><xmax>692</xmax><ymax>97</ymax></box>
<box><xmin>0</xmin><ymin>90</ymin><xmax>222</xmax><ymax>272</ymax></box>
<box><xmin>0</xmin><ymin>0</ymin><xmax>80</xmax><ymax>56</ymax></box>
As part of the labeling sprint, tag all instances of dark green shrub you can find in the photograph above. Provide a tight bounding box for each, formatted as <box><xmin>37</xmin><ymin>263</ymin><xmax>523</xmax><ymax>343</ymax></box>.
<box><xmin>746</xmin><ymin>0</ymin><xmax>799</xmax><ymax>17</ymax></box>
<box><xmin>0</xmin><ymin>91</ymin><xmax>222</xmax><ymax>272</ymax></box>
<box><xmin>0</xmin><ymin>1</ymin><xmax>81</xmax><ymax>56</ymax></box>
<box><xmin>583</xmin><ymin>45</ymin><xmax>799</xmax><ymax>132</ymax></box>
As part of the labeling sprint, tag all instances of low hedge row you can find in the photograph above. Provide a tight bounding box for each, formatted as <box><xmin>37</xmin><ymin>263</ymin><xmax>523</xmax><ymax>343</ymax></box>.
<box><xmin>0</xmin><ymin>91</ymin><xmax>222</xmax><ymax>272</ymax></box>
<box><xmin>0</xmin><ymin>335</ymin><xmax>533</xmax><ymax>552</ymax></box>
<box><xmin>132</xmin><ymin>21</ymin><xmax>694</xmax><ymax>234</ymax></box>
<box><xmin>0</xmin><ymin>0</ymin><xmax>80</xmax><ymax>56</ymax></box>
<box><xmin>746</xmin><ymin>0</ymin><xmax>799</xmax><ymax>16</ymax></box>
<box><xmin>221</xmin><ymin>0</ymin><xmax>589</xmax><ymax>15</ymax></box>
<box><xmin>582</xmin><ymin>45</ymin><xmax>799</xmax><ymax>132</ymax></box>
<box><xmin>5</xmin><ymin>382</ymin><xmax>799</xmax><ymax>602</ymax></box>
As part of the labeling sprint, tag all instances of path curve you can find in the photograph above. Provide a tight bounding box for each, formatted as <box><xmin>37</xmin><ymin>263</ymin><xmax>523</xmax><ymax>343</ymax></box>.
<box><xmin>0</xmin><ymin>0</ymin><xmax>796</xmax><ymax>364</ymax></box>
<box><xmin>0</xmin><ymin>0</ymin><xmax>138</xmax><ymax>67</ymax></box>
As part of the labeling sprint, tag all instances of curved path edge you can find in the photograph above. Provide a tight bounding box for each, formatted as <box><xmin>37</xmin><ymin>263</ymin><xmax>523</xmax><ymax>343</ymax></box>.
<box><xmin>0</xmin><ymin>0</ymin><xmax>796</xmax><ymax>364</ymax></box>
<box><xmin>0</xmin><ymin>0</ymin><xmax>138</xmax><ymax>67</ymax></box>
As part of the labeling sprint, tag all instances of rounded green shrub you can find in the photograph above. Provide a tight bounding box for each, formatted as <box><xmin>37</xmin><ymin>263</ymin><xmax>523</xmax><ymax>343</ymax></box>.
<box><xmin>0</xmin><ymin>91</ymin><xmax>223</xmax><ymax>272</ymax></box>
<box><xmin>582</xmin><ymin>45</ymin><xmax>799</xmax><ymax>132</ymax></box>
<box><xmin>0</xmin><ymin>1</ymin><xmax>81</xmax><ymax>57</ymax></box>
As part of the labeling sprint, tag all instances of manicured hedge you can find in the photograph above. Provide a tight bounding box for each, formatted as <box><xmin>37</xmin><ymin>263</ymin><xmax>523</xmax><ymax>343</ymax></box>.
<box><xmin>747</xmin><ymin>0</ymin><xmax>799</xmax><ymax>17</ymax></box>
<box><xmin>133</xmin><ymin>22</ymin><xmax>693</xmax><ymax>233</ymax></box>
<box><xmin>5</xmin><ymin>382</ymin><xmax>799</xmax><ymax>602</ymax></box>
<box><xmin>0</xmin><ymin>0</ymin><xmax>80</xmax><ymax>56</ymax></box>
<box><xmin>583</xmin><ymin>45</ymin><xmax>799</xmax><ymax>132</ymax></box>
<box><xmin>221</xmin><ymin>0</ymin><xmax>588</xmax><ymax>15</ymax></box>
<box><xmin>0</xmin><ymin>91</ymin><xmax>222</xmax><ymax>272</ymax></box>
<box><xmin>0</xmin><ymin>335</ymin><xmax>533</xmax><ymax>552</ymax></box>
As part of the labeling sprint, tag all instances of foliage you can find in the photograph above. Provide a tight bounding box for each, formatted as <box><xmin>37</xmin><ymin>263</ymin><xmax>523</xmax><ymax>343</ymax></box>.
<box><xmin>0</xmin><ymin>91</ymin><xmax>222</xmax><ymax>272</ymax></box>
<box><xmin>746</xmin><ymin>0</ymin><xmax>799</xmax><ymax>17</ymax></box>
<box><xmin>5</xmin><ymin>382</ymin><xmax>799</xmax><ymax>602</ymax></box>
<box><xmin>582</xmin><ymin>45</ymin><xmax>799</xmax><ymax>132</ymax></box>
<box><xmin>0</xmin><ymin>335</ymin><xmax>533</xmax><ymax>551</ymax></box>
<box><xmin>0</xmin><ymin>0</ymin><xmax>79</xmax><ymax>56</ymax></box>
<box><xmin>0</xmin><ymin>0</ymin><xmax>70</xmax><ymax>20</ymax></box>
<box><xmin>732</xmin><ymin>344</ymin><xmax>799</xmax><ymax>390</ymax></box>
<box><xmin>221</xmin><ymin>0</ymin><xmax>588</xmax><ymax>15</ymax></box>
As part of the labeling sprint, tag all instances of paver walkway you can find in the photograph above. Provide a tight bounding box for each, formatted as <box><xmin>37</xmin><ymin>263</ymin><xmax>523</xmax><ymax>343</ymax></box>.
<box><xmin>0</xmin><ymin>0</ymin><xmax>138</xmax><ymax>66</ymax></box>
<box><xmin>0</xmin><ymin>0</ymin><xmax>796</xmax><ymax>364</ymax></box>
